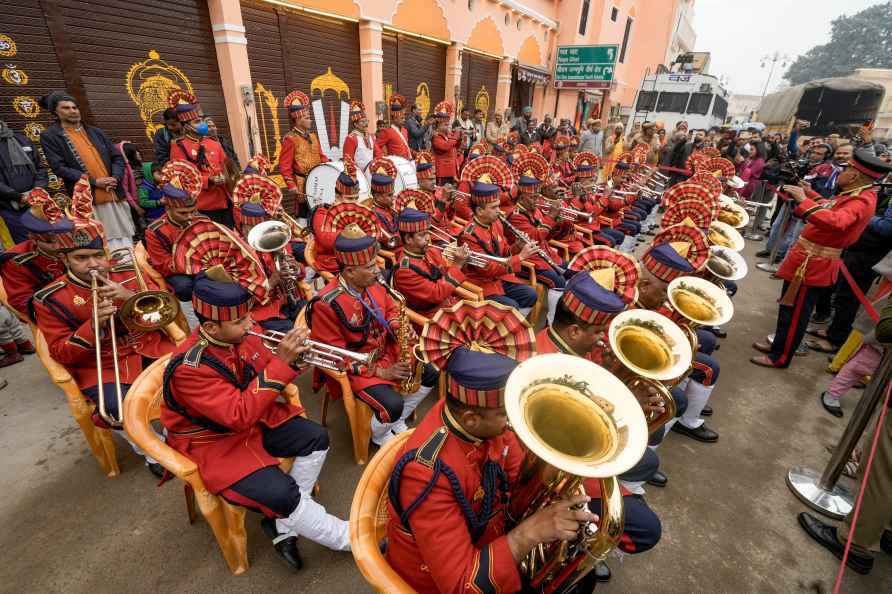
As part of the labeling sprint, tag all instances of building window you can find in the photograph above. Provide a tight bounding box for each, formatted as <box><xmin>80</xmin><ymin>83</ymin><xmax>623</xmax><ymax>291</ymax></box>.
<box><xmin>619</xmin><ymin>17</ymin><xmax>633</xmax><ymax>63</ymax></box>
<box><xmin>656</xmin><ymin>92</ymin><xmax>690</xmax><ymax>113</ymax></box>
<box><xmin>467</xmin><ymin>0</ymin><xmax>474</xmax><ymax>11</ymax></box>
<box><xmin>686</xmin><ymin>93</ymin><xmax>713</xmax><ymax>115</ymax></box>
<box><xmin>712</xmin><ymin>96</ymin><xmax>729</xmax><ymax>121</ymax></box>
<box><xmin>636</xmin><ymin>91</ymin><xmax>658</xmax><ymax>112</ymax></box>
<box><xmin>516</xmin><ymin>18</ymin><xmax>523</xmax><ymax>30</ymax></box>
<box><xmin>579</xmin><ymin>0</ymin><xmax>590</xmax><ymax>36</ymax></box>
<box><xmin>610</xmin><ymin>7</ymin><xmax>619</xmax><ymax>22</ymax></box>
<box><xmin>505</xmin><ymin>14</ymin><xmax>511</xmax><ymax>26</ymax></box>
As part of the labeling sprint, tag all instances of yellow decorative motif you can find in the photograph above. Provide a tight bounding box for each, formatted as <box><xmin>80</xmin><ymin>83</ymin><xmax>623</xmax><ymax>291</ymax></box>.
<box><xmin>415</xmin><ymin>82</ymin><xmax>431</xmax><ymax>119</ymax></box>
<box><xmin>125</xmin><ymin>49</ymin><xmax>194</xmax><ymax>142</ymax></box>
<box><xmin>474</xmin><ymin>86</ymin><xmax>490</xmax><ymax>122</ymax></box>
<box><xmin>254</xmin><ymin>82</ymin><xmax>282</xmax><ymax>166</ymax></box>
<box><xmin>0</xmin><ymin>34</ymin><xmax>16</xmax><ymax>58</ymax></box>
<box><xmin>48</xmin><ymin>174</ymin><xmax>64</xmax><ymax>190</ymax></box>
<box><xmin>2</xmin><ymin>64</ymin><xmax>27</xmax><ymax>86</ymax></box>
<box><xmin>12</xmin><ymin>96</ymin><xmax>40</xmax><ymax>118</ymax></box>
<box><xmin>23</xmin><ymin>122</ymin><xmax>43</xmax><ymax>142</ymax></box>
<box><xmin>311</xmin><ymin>67</ymin><xmax>350</xmax><ymax>99</ymax></box>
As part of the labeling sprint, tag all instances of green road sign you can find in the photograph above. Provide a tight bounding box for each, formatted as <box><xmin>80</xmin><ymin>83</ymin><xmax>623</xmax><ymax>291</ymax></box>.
<box><xmin>554</xmin><ymin>45</ymin><xmax>618</xmax><ymax>89</ymax></box>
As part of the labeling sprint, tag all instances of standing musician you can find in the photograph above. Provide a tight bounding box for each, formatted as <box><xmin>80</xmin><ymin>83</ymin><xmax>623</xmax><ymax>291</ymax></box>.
<box><xmin>307</xmin><ymin>223</ymin><xmax>437</xmax><ymax>446</ymax></box>
<box><xmin>167</xmin><ymin>91</ymin><xmax>233</xmax><ymax>228</ymax></box>
<box><xmin>308</xmin><ymin>156</ymin><xmax>362</xmax><ymax>275</ymax></box>
<box><xmin>386</xmin><ymin>302</ymin><xmax>602</xmax><ymax>594</ymax></box>
<box><xmin>144</xmin><ymin>161</ymin><xmax>203</xmax><ymax>307</ymax></box>
<box><xmin>161</xmin><ymin>266</ymin><xmax>350</xmax><ymax>571</ymax></box>
<box><xmin>367</xmin><ymin>157</ymin><xmax>400</xmax><ymax>247</ymax></box>
<box><xmin>751</xmin><ymin>149</ymin><xmax>892</xmax><ymax>369</ymax></box>
<box><xmin>392</xmin><ymin>208</ymin><xmax>468</xmax><ymax>317</ymax></box>
<box><xmin>341</xmin><ymin>100</ymin><xmax>379</xmax><ymax>173</ymax></box>
<box><xmin>431</xmin><ymin>101</ymin><xmax>461</xmax><ymax>186</ymax></box>
<box><xmin>278</xmin><ymin>89</ymin><xmax>327</xmax><ymax>217</ymax></box>
<box><xmin>32</xmin><ymin>179</ymin><xmax>175</xmax><ymax>475</ymax></box>
<box><xmin>507</xmin><ymin>151</ymin><xmax>569</xmax><ymax>323</ymax></box>
<box><xmin>457</xmin><ymin>156</ymin><xmax>538</xmax><ymax>315</ymax></box>
<box><xmin>376</xmin><ymin>93</ymin><xmax>411</xmax><ymax>159</ymax></box>
<box><xmin>231</xmin><ymin>175</ymin><xmax>305</xmax><ymax>333</ymax></box>
<box><xmin>0</xmin><ymin>188</ymin><xmax>68</xmax><ymax>319</ymax></box>
<box><xmin>636</xmin><ymin>225</ymin><xmax>721</xmax><ymax>444</ymax></box>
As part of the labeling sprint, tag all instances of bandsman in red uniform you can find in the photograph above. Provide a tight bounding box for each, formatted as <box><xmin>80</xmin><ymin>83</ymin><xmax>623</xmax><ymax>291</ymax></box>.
<box><xmin>752</xmin><ymin>149</ymin><xmax>892</xmax><ymax>370</ymax></box>
<box><xmin>341</xmin><ymin>100</ymin><xmax>378</xmax><ymax>174</ymax></box>
<box><xmin>367</xmin><ymin>157</ymin><xmax>400</xmax><ymax>248</ymax></box>
<box><xmin>167</xmin><ymin>91</ymin><xmax>234</xmax><ymax>228</ymax></box>
<box><xmin>308</xmin><ymin>157</ymin><xmax>362</xmax><ymax>275</ymax></box>
<box><xmin>375</xmin><ymin>93</ymin><xmax>411</xmax><ymax>159</ymax></box>
<box><xmin>161</xmin><ymin>263</ymin><xmax>350</xmax><ymax>572</ymax></box>
<box><xmin>430</xmin><ymin>101</ymin><xmax>461</xmax><ymax>186</ymax></box>
<box><xmin>307</xmin><ymin>222</ymin><xmax>437</xmax><ymax>445</ymax></box>
<box><xmin>279</xmin><ymin>89</ymin><xmax>327</xmax><ymax>217</ymax></box>
<box><xmin>570</xmin><ymin>152</ymin><xmax>625</xmax><ymax>248</ymax></box>
<box><xmin>392</xmin><ymin>208</ymin><xmax>468</xmax><ymax>318</ymax></box>
<box><xmin>550</xmin><ymin>134</ymin><xmax>575</xmax><ymax>186</ymax></box>
<box><xmin>0</xmin><ymin>188</ymin><xmax>68</xmax><ymax>320</ymax></box>
<box><xmin>144</xmin><ymin>160</ymin><xmax>203</xmax><ymax>310</ymax></box>
<box><xmin>386</xmin><ymin>301</ymin><xmax>605</xmax><ymax>593</ymax></box>
<box><xmin>457</xmin><ymin>157</ymin><xmax>538</xmax><ymax>315</ymax></box>
<box><xmin>32</xmin><ymin>180</ymin><xmax>176</xmax><ymax>475</ymax></box>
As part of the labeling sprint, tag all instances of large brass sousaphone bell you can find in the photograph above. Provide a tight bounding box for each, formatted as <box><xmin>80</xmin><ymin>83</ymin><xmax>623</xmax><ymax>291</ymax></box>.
<box><xmin>110</xmin><ymin>248</ymin><xmax>181</xmax><ymax>333</ymax></box>
<box><xmin>668</xmin><ymin>275</ymin><xmax>734</xmax><ymax>328</ymax></box>
<box><xmin>505</xmin><ymin>353</ymin><xmax>648</xmax><ymax>593</ymax></box>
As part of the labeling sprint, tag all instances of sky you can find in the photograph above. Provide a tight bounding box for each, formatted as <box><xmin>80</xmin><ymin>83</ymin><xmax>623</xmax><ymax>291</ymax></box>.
<box><xmin>692</xmin><ymin>0</ymin><xmax>885</xmax><ymax>97</ymax></box>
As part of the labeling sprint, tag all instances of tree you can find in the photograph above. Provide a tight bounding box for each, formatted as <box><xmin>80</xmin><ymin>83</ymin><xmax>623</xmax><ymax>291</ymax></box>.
<box><xmin>784</xmin><ymin>2</ymin><xmax>892</xmax><ymax>85</ymax></box>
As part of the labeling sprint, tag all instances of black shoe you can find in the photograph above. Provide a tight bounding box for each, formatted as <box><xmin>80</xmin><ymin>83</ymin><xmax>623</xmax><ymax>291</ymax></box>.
<box><xmin>797</xmin><ymin>512</ymin><xmax>873</xmax><ymax>575</ymax></box>
<box><xmin>646</xmin><ymin>470</ymin><xmax>668</xmax><ymax>488</ymax></box>
<box><xmin>755</xmin><ymin>249</ymin><xmax>770</xmax><ymax>258</ymax></box>
<box><xmin>261</xmin><ymin>517</ymin><xmax>303</xmax><ymax>572</ymax></box>
<box><xmin>595</xmin><ymin>561</ymin><xmax>611</xmax><ymax>582</ymax></box>
<box><xmin>811</xmin><ymin>313</ymin><xmax>831</xmax><ymax>325</ymax></box>
<box><xmin>881</xmin><ymin>530</ymin><xmax>892</xmax><ymax>556</ymax></box>
<box><xmin>671</xmin><ymin>422</ymin><xmax>719</xmax><ymax>443</ymax></box>
<box><xmin>145</xmin><ymin>461</ymin><xmax>165</xmax><ymax>479</ymax></box>
<box><xmin>701</xmin><ymin>405</ymin><xmax>713</xmax><ymax>417</ymax></box>
<box><xmin>709</xmin><ymin>327</ymin><xmax>727</xmax><ymax>339</ymax></box>
<box><xmin>821</xmin><ymin>392</ymin><xmax>843</xmax><ymax>418</ymax></box>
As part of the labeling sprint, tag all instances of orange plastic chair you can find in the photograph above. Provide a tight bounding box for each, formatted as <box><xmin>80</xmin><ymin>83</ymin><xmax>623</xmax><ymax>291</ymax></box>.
<box><xmin>519</xmin><ymin>260</ymin><xmax>544</xmax><ymax>326</ymax></box>
<box><xmin>305</xmin><ymin>237</ymin><xmax>334</xmax><ymax>283</ymax></box>
<box><xmin>549</xmin><ymin>239</ymin><xmax>570</xmax><ymax>263</ymax></box>
<box><xmin>350</xmin><ymin>429</ymin><xmax>416</xmax><ymax>593</ymax></box>
<box><xmin>124</xmin><ymin>354</ymin><xmax>307</xmax><ymax>574</ymax></box>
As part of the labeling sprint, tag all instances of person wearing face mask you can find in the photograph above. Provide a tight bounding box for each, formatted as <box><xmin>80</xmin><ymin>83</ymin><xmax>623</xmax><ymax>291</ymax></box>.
<box><xmin>167</xmin><ymin>91</ymin><xmax>234</xmax><ymax>229</ymax></box>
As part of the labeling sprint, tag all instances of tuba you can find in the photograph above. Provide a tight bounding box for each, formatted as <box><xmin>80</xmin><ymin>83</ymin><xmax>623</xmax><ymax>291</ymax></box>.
<box><xmin>247</xmin><ymin>220</ymin><xmax>301</xmax><ymax>308</ymax></box>
<box><xmin>606</xmin><ymin>309</ymin><xmax>693</xmax><ymax>431</ymax></box>
<box><xmin>505</xmin><ymin>353</ymin><xmax>649</xmax><ymax>593</ymax></box>
<box><xmin>668</xmin><ymin>276</ymin><xmax>734</xmax><ymax>329</ymax></box>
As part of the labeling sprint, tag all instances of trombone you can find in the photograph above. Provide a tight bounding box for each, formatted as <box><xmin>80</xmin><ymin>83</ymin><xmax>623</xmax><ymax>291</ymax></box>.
<box><xmin>537</xmin><ymin>197</ymin><xmax>593</xmax><ymax>223</ymax></box>
<box><xmin>91</xmin><ymin>270</ymin><xmax>125</xmax><ymax>427</ymax></box>
<box><xmin>246</xmin><ymin>330</ymin><xmax>371</xmax><ymax>372</ymax></box>
<box><xmin>428</xmin><ymin>226</ymin><xmax>508</xmax><ymax>268</ymax></box>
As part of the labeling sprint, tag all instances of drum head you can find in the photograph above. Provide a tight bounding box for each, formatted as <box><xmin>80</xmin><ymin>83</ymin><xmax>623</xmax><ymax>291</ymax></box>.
<box><xmin>366</xmin><ymin>155</ymin><xmax>418</xmax><ymax>195</ymax></box>
<box><xmin>305</xmin><ymin>161</ymin><xmax>371</xmax><ymax>209</ymax></box>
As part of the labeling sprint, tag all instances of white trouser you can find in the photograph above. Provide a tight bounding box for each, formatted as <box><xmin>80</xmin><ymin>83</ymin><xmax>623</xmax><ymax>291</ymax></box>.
<box><xmin>619</xmin><ymin>234</ymin><xmax>637</xmax><ymax>252</ymax></box>
<box><xmin>546</xmin><ymin>288</ymin><xmax>564</xmax><ymax>326</ymax></box>
<box><xmin>519</xmin><ymin>306</ymin><xmax>533</xmax><ymax>319</ymax></box>
<box><xmin>0</xmin><ymin>305</ymin><xmax>28</xmax><ymax>344</ymax></box>
<box><xmin>619</xmin><ymin>479</ymin><xmax>645</xmax><ymax>496</ymax></box>
<box><xmin>121</xmin><ymin>426</ymin><xmax>162</xmax><ymax>465</ymax></box>
<box><xmin>275</xmin><ymin>493</ymin><xmax>351</xmax><ymax>551</ymax></box>
<box><xmin>679</xmin><ymin>381</ymin><xmax>714</xmax><ymax>430</ymax></box>
<box><xmin>393</xmin><ymin>385</ymin><xmax>433</xmax><ymax>434</ymax></box>
<box><xmin>288</xmin><ymin>448</ymin><xmax>328</xmax><ymax>495</ymax></box>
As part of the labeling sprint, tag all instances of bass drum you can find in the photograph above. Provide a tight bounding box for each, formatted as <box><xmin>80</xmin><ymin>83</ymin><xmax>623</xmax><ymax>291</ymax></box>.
<box><xmin>305</xmin><ymin>161</ymin><xmax>371</xmax><ymax>209</ymax></box>
<box><xmin>366</xmin><ymin>155</ymin><xmax>418</xmax><ymax>195</ymax></box>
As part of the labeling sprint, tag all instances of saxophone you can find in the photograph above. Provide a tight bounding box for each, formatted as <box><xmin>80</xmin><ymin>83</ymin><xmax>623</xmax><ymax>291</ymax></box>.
<box><xmin>378</xmin><ymin>275</ymin><xmax>424</xmax><ymax>394</ymax></box>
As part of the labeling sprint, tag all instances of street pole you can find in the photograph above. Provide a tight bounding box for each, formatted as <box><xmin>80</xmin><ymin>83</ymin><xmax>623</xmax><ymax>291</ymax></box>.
<box><xmin>760</xmin><ymin>52</ymin><xmax>790</xmax><ymax>99</ymax></box>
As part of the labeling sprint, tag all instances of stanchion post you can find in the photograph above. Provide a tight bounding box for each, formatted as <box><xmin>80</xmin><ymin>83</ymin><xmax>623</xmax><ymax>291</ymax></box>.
<box><xmin>756</xmin><ymin>199</ymin><xmax>790</xmax><ymax>273</ymax></box>
<box><xmin>786</xmin><ymin>347</ymin><xmax>892</xmax><ymax>519</ymax></box>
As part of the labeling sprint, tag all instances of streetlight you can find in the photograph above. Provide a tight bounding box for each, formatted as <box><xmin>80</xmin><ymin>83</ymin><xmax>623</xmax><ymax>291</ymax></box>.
<box><xmin>760</xmin><ymin>52</ymin><xmax>790</xmax><ymax>99</ymax></box>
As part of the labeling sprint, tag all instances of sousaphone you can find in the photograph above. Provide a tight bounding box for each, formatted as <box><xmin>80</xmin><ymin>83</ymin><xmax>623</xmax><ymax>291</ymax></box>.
<box><xmin>668</xmin><ymin>275</ymin><xmax>734</xmax><ymax>327</ymax></box>
<box><xmin>706</xmin><ymin>245</ymin><xmax>748</xmax><ymax>281</ymax></box>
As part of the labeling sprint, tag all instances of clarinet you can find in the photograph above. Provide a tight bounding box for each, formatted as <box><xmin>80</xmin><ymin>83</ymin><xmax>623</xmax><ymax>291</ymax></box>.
<box><xmin>498</xmin><ymin>215</ymin><xmax>567</xmax><ymax>277</ymax></box>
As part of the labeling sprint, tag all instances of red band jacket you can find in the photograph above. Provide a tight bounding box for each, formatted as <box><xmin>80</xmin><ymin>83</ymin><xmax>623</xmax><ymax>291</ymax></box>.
<box><xmin>376</xmin><ymin>125</ymin><xmax>411</xmax><ymax>159</ymax></box>
<box><xmin>506</xmin><ymin>204</ymin><xmax>564</xmax><ymax>272</ymax></box>
<box><xmin>373</xmin><ymin>203</ymin><xmax>399</xmax><ymax>248</ymax></box>
<box><xmin>278</xmin><ymin>129</ymin><xmax>327</xmax><ymax>192</ymax></box>
<box><xmin>169</xmin><ymin>137</ymin><xmax>231</xmax><ymax>211</ymax></box>
<box><xmin>32</xmin><ymin>267</ymin><xmax>175</xmax><ymax>391</ymax></box>
<box><xmin>386</xmin><ymin>399</ymin><xmax>524</xmax><ymax>594</ymax></box>
<box><xmin>145</xmin><ymin>214</ymin><xmax>191</xmax><ymax>278</ymax></box>
<box><xmin>309</xmin><ymin>205</ymin><xmax>339</xmax><ymax>274</ymax></box>
<box><xmin>392</xmin><ymin>247</ymin><xmax>465</xmax><ymax>318</ymax></box>
<box><xmin>0</xmin><ymin>240</ymin><xmax>65</xmax><ymax>318</ymax></box>
<box><xmin>160</xmin><ymin>328</ymin><xmax>302</xmax><ymax>493</ymax></box>
<box><xmin>432</xmin><ymin>132</ymin><xmax>461</xmax><ymax>179</ymax></box>
<box><xmin>777</xmin><ymin>188</ymin><xmax>877</xmax><ymax>287</ymax></box>
<box><xmin>342</xmin><ymin>130</ymin><xmax>380</xmax><ymax>172</ymax></box>
<box><xmin>458</xmin><ymin>217</ymin><xmax>524</xmax><ymax>297</ymax></box>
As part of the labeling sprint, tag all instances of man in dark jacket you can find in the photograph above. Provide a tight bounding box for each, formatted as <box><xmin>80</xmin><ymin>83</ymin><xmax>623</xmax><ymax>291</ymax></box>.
<box><xmin>152</xmin><ymin>108</ymin><xmax>182</xmax><ymax>167</ymax></box>
<box><xmin>38</xmin><ymin>91</ymin><xmax>125</xmax><ymax>199</ymax></box>
<box><xmin>405</xmin><ymin>104</ymin><xmax>430</xmax><ymax>152</ymax></box>
<box><xmin>0</xmin><ymin>119</ymin><xmax>48</xmax><ymax>243</ymax></box>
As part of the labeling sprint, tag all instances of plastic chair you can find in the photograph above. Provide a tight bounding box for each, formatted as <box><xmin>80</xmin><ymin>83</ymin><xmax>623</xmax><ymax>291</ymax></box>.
<box><xmin>305</xmin><ymin>237</ymin><xmax>334</xmax><ymax>283</ymax></box>
<box><xmin>0</xmin><ymin>277</ymin><xmax>30</xmax><ymax>324</ymax></box>
<box><xmin>124</xmin><ymin>354</ymin><xmax>306</xmax><ymax>574</ymax></box>
<box><xmin>519</xmin><ymin>261</ymin><xmax>544</xmax><ymax>326</ymax></box>
<box><xmin>350</xmin><ymin>429</ymin><xmax>416</xmax><ymax>593</ymax></box>
<box><xmin>35</xmin><ymin>329</ymin><xmax>121</xmax><ymax>477</ymax></box>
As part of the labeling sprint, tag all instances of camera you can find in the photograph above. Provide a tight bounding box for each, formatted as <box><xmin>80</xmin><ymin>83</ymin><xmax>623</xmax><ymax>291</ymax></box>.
<box><xmin>777</xmin><ymin>157</ymin><xmax>811</xmax><ymax>184</ymax></box>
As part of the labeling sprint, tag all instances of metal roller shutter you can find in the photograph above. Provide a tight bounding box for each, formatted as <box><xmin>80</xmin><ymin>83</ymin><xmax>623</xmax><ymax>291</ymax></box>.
<box><xmin>47</xmin><ymin>0</ymin><xmax>230</xmax><ymax>159</ymax></box>
<box><xmin>380</xmin><ymin>33</ymin><xmax>445</xmax><ymax>121</ymax></box>
<box><xmin>242</xmin><ymin>0</ymin><xmax>361</xmax><ymax>161</ymax></box>
<box><xmin>382</xmin><ymin>33</ymin><xmax>398</xmax><ymax>114</ymax></box>
<box><xmin>463</xmin><ymin>52</ymin><xmax>499</xmax><ymax>121</ymax></box>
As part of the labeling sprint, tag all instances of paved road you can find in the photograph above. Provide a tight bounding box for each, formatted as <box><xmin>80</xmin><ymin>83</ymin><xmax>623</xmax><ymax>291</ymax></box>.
<box><xmin>1</xmin><ymin>241</ymin><xmax>890</xmax><ymax>593</ymax></box>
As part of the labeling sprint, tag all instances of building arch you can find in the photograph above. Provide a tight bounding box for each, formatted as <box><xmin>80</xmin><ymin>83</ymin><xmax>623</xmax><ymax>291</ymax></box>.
<box><xmin>390</xmin><ymin>0</ymin><xmax>451</xmax><ymax>41</ymax></box>
<box><xmin>517</xmin><ymin>35</ymin><xmax>543</xmax><ymax>66</ymax></box>
<box><xmin>466</xmin><ymin>16</ymin><xmax>504</xmax><ymax>56</ymax></box>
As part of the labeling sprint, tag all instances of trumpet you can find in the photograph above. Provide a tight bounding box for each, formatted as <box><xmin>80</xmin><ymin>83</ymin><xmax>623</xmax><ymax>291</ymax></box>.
<box><xmin>247</xmin><ymin>220</ymin><xmax>301</xmax><ymax>308</ymax></box>
<box><xmin>538</xmin><ymin>197</ymin><xmax>593</xmax><ymax>223</ymax></box>
<box><xmin>246</xmin><ymin>330</ymin><xmax>371</xmax><ymax>372</ymax></box>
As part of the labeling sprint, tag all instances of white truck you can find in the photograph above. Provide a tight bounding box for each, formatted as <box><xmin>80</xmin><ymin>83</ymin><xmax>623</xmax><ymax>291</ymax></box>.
<box><xmin>625</xmin><ymin>72</ymin><xmax>730</xmax><ymax>136</ymax></box>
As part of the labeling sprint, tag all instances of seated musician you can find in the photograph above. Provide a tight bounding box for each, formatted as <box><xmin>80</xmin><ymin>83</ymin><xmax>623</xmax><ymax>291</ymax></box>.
<box><xmin>550</xmin><ymin>134</ymin><xmax>575</xmax><ymax>187</ymax></box>
<box><xmin>458</xmin><ymin>157</ymin><xmax>538</xmax><ymax>316</ymax></box>
<box><xmin>0</xmin><ymin>188</ymin><xmax>68</xmax><ymax>320</ymax></box>
<box><xmin>507</xmin><ymin>152</ymin><xmax>569</xmax><ymax>322</ymax></box>
<box><xmin>637</xmin><ymin>225</ymin><xmax>721</xmax><ymax>444</ymax></box>
<box><xmin>308</xmin><ymin>156</ymin><xmax>361</xmax><ymax>275</ymax></box>
<box><xmin>161</xmin><ymin>267</ymin><xmax>350</xmax><ymax>570</ymax></box>
<box><xmin>569</xmin><ymin>152</ymin><xmax>626</xmax><ymax>248</ymax></box>
<box><xmin>144</xmin><ymin>161</ymin><xmax>202</xmax><ymax>316</ymax></box>
<box><xmin>386</xmin><ymin>302</ymin><xmax>653</xmax><ymax>594</ymax></box>
<box><xmin>535</xmin><ymin>271</ymin><xmax>663</xmax><ymax>569</ymax></box>
<box><xmin>32</xmin><ymin>180</ymin><xmax>175</xmax><ymax>476</ymax></box>
<box><xmin>367</xmin><ymin>157</ymin><xmax>400</xmax><ymax>248</ymax></box>
<box><xmin>307</xmin><ymin>224</ymin><xmax>437</xmax><ymax>446</ymax></box>
<box><xmin>392</xmin><ymin>208</ymin><xmax>468</xmax><ymax>318</ymax></box>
